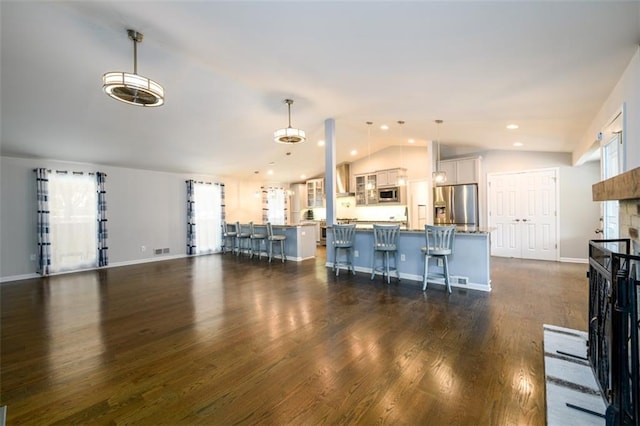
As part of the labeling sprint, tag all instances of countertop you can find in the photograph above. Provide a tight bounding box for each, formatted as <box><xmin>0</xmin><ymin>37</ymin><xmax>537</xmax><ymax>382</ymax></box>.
<box><xmin>327</xmin><ymin>224</ymin><xmax>493</xmax><ymax>234</ymax></box>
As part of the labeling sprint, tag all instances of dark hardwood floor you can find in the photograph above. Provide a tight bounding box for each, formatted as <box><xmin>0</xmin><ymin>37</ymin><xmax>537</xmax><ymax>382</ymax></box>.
<box><xmin>1</xmin><ymin>248</ymin><xmax>589</xmax><ymax>425</ymax></box>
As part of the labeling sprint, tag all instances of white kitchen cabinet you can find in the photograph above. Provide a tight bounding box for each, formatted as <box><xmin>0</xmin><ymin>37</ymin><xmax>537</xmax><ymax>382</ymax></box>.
<box><xmin>306</xmin><ymin>178</ymin><xmax>324</xmax><ymax>208</ymax></box>
<box><xmin>355</xmin><ymin>173</ymin><xmax>378</xmax><ymax>205</ymax></box>
<box><xmin>437</xmin><ymin>157</ymin><xmax>480</xmax><ymax>185</ymax></box>
<box><xmin>376</xmin><ymin>168</ymin><xmax>406</xmax><ymax>187</ymax></box>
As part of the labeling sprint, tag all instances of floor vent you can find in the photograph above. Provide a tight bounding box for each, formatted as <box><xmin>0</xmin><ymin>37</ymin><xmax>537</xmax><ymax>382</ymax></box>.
<box><xmin>454</xmin><ymin>276</ymin><xmax>469</xmax><ymax>285</ymax></box>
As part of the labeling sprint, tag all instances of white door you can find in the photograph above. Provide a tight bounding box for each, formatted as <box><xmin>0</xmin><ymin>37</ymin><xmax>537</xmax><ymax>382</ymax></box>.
<box><xmin>602</xmin><ymin>132</ymin><xmax>621</xmax><ymax>239</ymax></box>
<box><xmin>489</xmin><ymin>169</ymin><xmax>558</xmax><ymax>260</ymax></box>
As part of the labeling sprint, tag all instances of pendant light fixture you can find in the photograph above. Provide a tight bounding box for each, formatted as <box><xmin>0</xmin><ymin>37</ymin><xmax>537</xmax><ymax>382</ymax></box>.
<box><xmin>103</xmin><ymin>29</ymin><xmax>164</xmax><ymax>107</ymax></box>
<box><xmin>432</xmin><ymin>119</ymin><xmax>447</xmax><ymax>184</ymax></box>
<box><xmin>274</xmin><ymin>99</ymin><xmax>306</xmax><ymax>144</ymax></box>
<box><xmin>366</xmin><ymin>121</ymin><xmax>375</xmax><ymax>190</ymax></box>
<box><xmin>397</xmin><ymin>120</ymin><xmax>408</xmax><ymax>186</ymax></box>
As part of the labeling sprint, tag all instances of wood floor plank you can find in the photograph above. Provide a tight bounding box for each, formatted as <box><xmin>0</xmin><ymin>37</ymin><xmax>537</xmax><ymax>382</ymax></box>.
<box><xmin>1</xmin><ymin>251</ymin><xmax>589</xmax><ymax>424</ymax></box>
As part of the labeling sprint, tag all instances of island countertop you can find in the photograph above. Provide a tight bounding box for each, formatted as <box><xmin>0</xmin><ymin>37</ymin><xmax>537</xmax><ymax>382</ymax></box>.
<box><xmin>328</xmin><ymin>224</ymin><xmax>493</xmax><ymax>234</ymax></box>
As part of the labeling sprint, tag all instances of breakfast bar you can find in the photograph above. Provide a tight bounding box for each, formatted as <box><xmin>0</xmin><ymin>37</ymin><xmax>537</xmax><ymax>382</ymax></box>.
<box><xmin>325</xmin><ymin>226</ymin><xmax>492</xmax><ymax>291</ymax></box>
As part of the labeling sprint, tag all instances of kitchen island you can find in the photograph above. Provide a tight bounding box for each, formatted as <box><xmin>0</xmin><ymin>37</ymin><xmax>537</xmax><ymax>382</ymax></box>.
<box><xmin>238</xmin><ymin>223</ymin><xmax>317</xmax><ymax>261</ymax></box>
<box><xmin>326</xmin><ymin>226</ymin><xmax>491</xmax><ymax>291</ymax></box>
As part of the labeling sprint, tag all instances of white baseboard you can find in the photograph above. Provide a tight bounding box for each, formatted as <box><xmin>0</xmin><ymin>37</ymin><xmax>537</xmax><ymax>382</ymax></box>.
<box><xmin>325</xmin><ymin>262</ymin><xmax>492</xmax><ymax>292</ymax></box>
<box><xmin>559</xmin><ymin>257</ymin><xmax>588</xmax><ymax>264</ymax></box>
<box><xmin>108</xmin><ymin>254</ymin><xmax>188</xmax><ymax>268</ymax></box>
<box><xmin>0</xmin><ymin>273</ymin><xmax>40</xmax><ymax>283</ymax></box>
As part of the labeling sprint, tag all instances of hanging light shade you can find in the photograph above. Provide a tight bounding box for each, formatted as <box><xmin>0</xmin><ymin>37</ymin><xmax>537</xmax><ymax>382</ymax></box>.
<box><xmin>396</xmin><ymin>120</ymin><xmax>408</xmax><ymax>186</ymax></box>
<box><xmin>432</xmin><ymin>119</ymin><xmax>447</xmax><ymax>184</ymax></box>
<box><xmin>103</xmin><ymin>29</ymin><xmax>164</xmax><ymax>107</ymax></box>
<box><xmin>365</xmin><ymin>121</ymin><xmax>375</xmax><ymax>190</ymax></box>
<box><xmin>274</xmin><ymin>99</ymin><xmax>306</xmax><ymax>144</ymax></box>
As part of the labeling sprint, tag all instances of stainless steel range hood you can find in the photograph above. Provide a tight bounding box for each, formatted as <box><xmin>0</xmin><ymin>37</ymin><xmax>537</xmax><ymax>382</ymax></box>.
<box><xmin>336</xmin><ymin>162</ymin><xmax>354</xmax><ymax>197</ymax></box>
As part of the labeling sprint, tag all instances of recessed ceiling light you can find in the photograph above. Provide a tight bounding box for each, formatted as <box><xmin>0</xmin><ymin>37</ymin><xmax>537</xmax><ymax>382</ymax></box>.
<box><xmin>268</xmin><ymin>161</ymin><xmax>275</xmax><ymax>166</ymax></box>
<box><xmin>408</xmin><ymin>139</ymin><xmax>415</xmax><ymax>144</ymax></box>
<box><xmin>300</xmin><ymin>174</ymin><xmax>306</xmax><ymax>179</ymax></box>
<box><xmin>350</xmin><ymin>150</ymin><xmax>358</xmax><ymax>156</ymax></box>
<box><xmin>513</xmin><ymin>142</ymin><xmax>523</xmax><ymax>147</ymax></box>
<box><xmin>267</xmin><ymin>169</ymin><xmax>274</xmax><ymax>175</ymax></box>
<box><xmin>318</xmin><ymin>140</ymin><xmax>325</xmax><ymax>146</ymax></box>
<box><xmin>380</xmin><ymin>124</ymin><xmax>389</xmax><ymax>130</ymax></box>
<box><xmin>506</xmin><ymin>124</ymin><xmax>519</xmax><ymax>130</ymax></box>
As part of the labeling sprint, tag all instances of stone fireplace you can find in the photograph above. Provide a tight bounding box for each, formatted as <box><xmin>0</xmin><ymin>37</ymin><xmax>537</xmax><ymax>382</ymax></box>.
<box><xmin>592</xmin><ymin>166</ymin><xmax>640</xmax><ymax>256</ymax></box>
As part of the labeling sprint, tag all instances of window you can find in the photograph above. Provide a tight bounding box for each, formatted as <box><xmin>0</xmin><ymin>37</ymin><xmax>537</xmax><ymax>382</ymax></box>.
<box><xmin>48</xmin><ymin>172</ymin><xmax>98</xmax><ymax>273</ymax></box>
<box><xmin>264</xmin><ymin>187</ymin><xmax>287</xmax><ymax>225</ymax></box>
<box><xmin>187</xmin><ymin>181</ymin><xmax>223</xmax><ymax>255</ymax></box>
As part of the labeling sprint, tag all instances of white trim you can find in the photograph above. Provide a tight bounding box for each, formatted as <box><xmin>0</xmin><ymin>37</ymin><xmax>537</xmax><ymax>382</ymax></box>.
<box><xmin>108</xmin><ymin>254</ymin><xmax>188</xmax><ymax>268</ymax></box>
<box><xmin>559</xmin><ymin>257</ymin><xmax>588</xmax><ymax>264</ymax></box>
<box><xmin>0</xmin><ymin>273</ymin><xmax>39</xmax><ymax>283</ymax></box>
<box><xmin>325</xmin><ymin>263</ymin><xmax>492</xmax><ymax>292</ymax></box>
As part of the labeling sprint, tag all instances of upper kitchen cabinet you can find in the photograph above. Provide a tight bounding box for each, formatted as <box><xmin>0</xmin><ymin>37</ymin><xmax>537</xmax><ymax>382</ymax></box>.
<box><xmin>376</xmin><ymin>168</ymin><xmax>406</xmax><ymax>187</ymax></box>
<box><xmin>437</xmin><ymin>157</ymin><xmax>481</xmax><ymax>185</ymax></box>
<box><xmin>355</xmin><ymin>173</ymin><xmax>378</xmax><ymax>205</ymax></box>
<box><xmin>306</xmin><ymin>178</ymin><xmax>324</xmax><ymax>208</ymax></box>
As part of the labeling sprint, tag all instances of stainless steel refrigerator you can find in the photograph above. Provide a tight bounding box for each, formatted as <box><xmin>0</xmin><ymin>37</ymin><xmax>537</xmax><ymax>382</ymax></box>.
<box><xmin>433</xmin><ymin>183</ymin><xmax>478</xmax><ymax>226</ymax></box>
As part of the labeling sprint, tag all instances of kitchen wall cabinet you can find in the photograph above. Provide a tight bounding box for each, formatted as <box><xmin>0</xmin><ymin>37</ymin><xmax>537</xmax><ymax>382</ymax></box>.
<box><xmin>355</xmin><ymin>174</ymin><xmax>378</xmax><ymax>205</ymax></box>
<box><xmin>437</xmin><ymin>157</ymin><xmax>480</xmax><ymax>185</ymax></box>
<box><xmin>306</xmin><ymin>178</ymin><xmax>324</xmax><ymax>208</ymax></box>
<box><xmin>376</xmin><ymin>168</ymin><xmax>406</xmax><ymax>187</ymax></box>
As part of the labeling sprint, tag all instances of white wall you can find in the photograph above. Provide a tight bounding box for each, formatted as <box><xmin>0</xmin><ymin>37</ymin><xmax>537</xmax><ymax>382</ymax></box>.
<box><xmin>444</xmin><ymin>149</ymin><xmax>601</xmax><ymax>260</ymax></box>
<box><xmin>574</xmin><ymin>47</ymin><xmax>640</xmax><ymax>169</ymax></box>
<box><xmin>349</xmin><ymin>145</ymin><xmax>432</xmax><ymax>185</ymax></box>
<box><xmin>0</xmin><ymin>156</ymin><xmax>267</xmax><ymax>280</ymax></box>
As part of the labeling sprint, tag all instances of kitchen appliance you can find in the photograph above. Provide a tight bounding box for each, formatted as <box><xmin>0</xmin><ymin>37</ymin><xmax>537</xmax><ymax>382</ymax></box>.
<box><xmin>378</xmin><ymin>187</ymin><xmax>400</xmax><ymax>203</ymax></box>
<box><xmin>320</xmin><ymin>220</ymin><xmax>327</xmax><ymax>245</ymax></box>
<box><xmin>433</xmin><ymin>183</ymin><xmax>478</xmax><ymax>226</ymax></box>
<box><xmin>336</xmin><ymin>162</ymin><xmax>354</xmax><ymax>197</ymax></box>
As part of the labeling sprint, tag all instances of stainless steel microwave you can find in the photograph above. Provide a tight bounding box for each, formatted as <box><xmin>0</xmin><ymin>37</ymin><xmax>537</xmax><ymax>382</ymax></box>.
<box><xmin>378</xmin><ymin>187</ymin><xmax>399</xmax><ymax>202</ymax></box>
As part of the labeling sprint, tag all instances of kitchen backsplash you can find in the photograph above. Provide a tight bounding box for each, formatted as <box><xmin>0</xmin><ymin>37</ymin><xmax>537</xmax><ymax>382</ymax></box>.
<box><xmin>303</xmin><ymin>201</ymin><xmax>407</xmax><ymax>222</ymax></box>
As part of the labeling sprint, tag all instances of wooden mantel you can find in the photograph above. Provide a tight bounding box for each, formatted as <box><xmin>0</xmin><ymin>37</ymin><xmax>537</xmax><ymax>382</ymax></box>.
<box><xmin>592</xmin><ymin>167</ymin><xmax>640</xmax><ymax>201</ymax></box>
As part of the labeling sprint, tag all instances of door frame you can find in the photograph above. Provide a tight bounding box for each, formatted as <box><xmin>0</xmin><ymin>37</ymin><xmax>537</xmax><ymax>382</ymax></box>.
<box><xmin>487</xmin><ymin>167</ymin><xmax>560</xmax><ymax>261</ymax></box>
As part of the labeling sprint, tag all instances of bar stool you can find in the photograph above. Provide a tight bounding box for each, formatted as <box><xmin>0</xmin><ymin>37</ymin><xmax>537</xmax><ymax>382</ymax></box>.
<box><xmin>371</xmin><ymin>224</ymin><xmax>400</xmax><ymax>284</ymax></box>
<box><xmin>235</xmin><ymin>222</ymin><xmax>252</xmax><ymax>256</ymax></box>
<box><xmin>332</xmin><ymin>224</ymin><xmax>356</xmax><ymax>276</ymax></box>
<box><xmin>266</xmin><ymin>222</ymin><xmax>286</xmax><ymax>263</ymax></box>
<box><xmin>221</xmin><ymin>221</ymin><xmax>237</xmax><ymax>254</ymax></box>
<box><xmin>250</xmin><ymin>222</ymin><xmax>268</xmax><ymax>260</ymax></box>
<box><xmin>422</xmin><ymin>225</ymin><xmax>456</xmax><ymax>293</ymax></box>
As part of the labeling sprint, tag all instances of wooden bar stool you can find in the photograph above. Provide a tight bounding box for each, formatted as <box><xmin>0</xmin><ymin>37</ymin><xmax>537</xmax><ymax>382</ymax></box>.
<box><xmin>422</xmin><ymin>225</ymin><xmax>456</xmax><ymax>293</ymax></box>
<box><xmin>221</xmin><ymin>221</ymin><xmax>237</xmax><ymax>254</ymax></box>
<box><xmin>249</xmin><ymin>222</ymin><xmax>268</xmax><ymax>260</ymax></box>
<box><xmin>266</xmin><ymin>223</ymin><xmax>286</xmax><ymax>263</ymax></box>
<box><xmin>235</xmin><ymin>222</ymin><xmax>252</xmax><ymax>256</ymax></box>
<box><xmin>332</xmin><ymin>224</ymin><xmax>356</xmax><ymax>276</ymax></box>
<box><xmin>371</xmin><ymin>224</ymin><xmax>400</xmax><ymax>284</ymax></box>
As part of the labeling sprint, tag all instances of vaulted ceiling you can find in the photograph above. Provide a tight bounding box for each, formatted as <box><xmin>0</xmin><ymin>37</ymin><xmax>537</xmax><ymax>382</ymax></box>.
<box><xmin>1</xmin><ymin>1</ymin><xmax>639</xmax><ymax>182</ymax></box>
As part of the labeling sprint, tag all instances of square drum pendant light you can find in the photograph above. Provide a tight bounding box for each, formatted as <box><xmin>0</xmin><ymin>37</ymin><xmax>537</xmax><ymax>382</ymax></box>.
<box><xmin>274</xmin><ymin>99</ymin><xmax>306</xmax><ymax>144</ymax></box>
<box><xmin>103</xmin><ymin>29</ymin><xmax>164</xmax><ymax>107</ymax></box>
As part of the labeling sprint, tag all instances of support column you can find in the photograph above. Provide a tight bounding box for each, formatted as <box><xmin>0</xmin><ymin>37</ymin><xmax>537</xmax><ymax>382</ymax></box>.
<box><xmin>324</xmin><ymin>118</ymin><xmax>336</xmax><ymax>226</ymax></box>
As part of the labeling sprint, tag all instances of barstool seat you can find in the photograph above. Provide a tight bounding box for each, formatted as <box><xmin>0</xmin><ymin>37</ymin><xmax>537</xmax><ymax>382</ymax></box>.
<box><xmin>221</xmin><ymin>221</ymin><xmax>237</xmax><ymax>254</ymax></box>
<box><xmin>235</xmin><ymin>221</ymin><xmax>252</xmax><ymax>256</ymax></box>
<box><xmin>371</xmin><ymin>224</ymin><xmax>400</xmax><ymax>284</ymax></box>
<box><xmin>266</xmin><ymin>222</ymin><xmax>286</xmax><ymax>263</ymax></box>
<box><xmin>332</xmin><ymin>224</ymin><xmax>356</xmax><ymax>276</ymax></box>
<box><xmin>421</xmin><ymin>225</ymin><xmax>456</xmax><ymax>293</ymax></box>
<box><xmin>250</xmin><ymin>223</ymin><xmax>268</xmax><ymax>260</ymax></box>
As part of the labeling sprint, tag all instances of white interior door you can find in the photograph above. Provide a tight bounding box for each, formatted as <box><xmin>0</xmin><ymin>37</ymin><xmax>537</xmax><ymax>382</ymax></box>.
<box><xmin>488</xmin><ymin>174</ymin><xmax>520</xmax><ymax>257</ymax></box>
<box><xmin>602</xmin><ymin>132</ymin><xmax>621</xmax><ymax>239</ymax></box>
<box><xmin>489</xmin><ymin>169</ymin><xmax>558</xmax><ymax>260</ymax></box>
